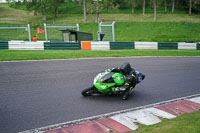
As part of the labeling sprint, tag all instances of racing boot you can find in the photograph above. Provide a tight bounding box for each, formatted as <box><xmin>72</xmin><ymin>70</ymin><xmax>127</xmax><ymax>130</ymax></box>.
<box><xmin>122</xmin><ymin>86</ymin><xmax>133</xmax><ymax>100</ymax></box>
<box><xmin>122</xmin><ymin>89</ymin><xmax>130</xmax><ymax>100</ymax></box>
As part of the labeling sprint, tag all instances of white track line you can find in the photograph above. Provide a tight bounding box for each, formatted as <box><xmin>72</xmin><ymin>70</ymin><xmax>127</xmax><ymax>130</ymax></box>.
<box><xmin>1</xmin><ymin>56</ymin><xmax>200</xmax><ymax>63</ymax></box>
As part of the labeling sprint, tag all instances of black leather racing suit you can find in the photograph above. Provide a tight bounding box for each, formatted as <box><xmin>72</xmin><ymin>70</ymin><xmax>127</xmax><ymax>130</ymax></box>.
<box><xmin>111</xmin><ymin>67</ymin><xmax>137</xmax><ymax>100</ymax></box>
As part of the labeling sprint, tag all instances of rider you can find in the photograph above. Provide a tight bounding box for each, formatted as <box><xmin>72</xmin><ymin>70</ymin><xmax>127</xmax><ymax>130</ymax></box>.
<box><xmin>108</xmin><ymin>62</ymin><xmax>140</xmax><ymax>100</ymax></box>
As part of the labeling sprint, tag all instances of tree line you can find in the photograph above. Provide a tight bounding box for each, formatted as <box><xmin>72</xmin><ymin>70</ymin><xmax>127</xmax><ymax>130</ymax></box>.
<box><xmin>7</xmin><ymin>0</ymin><xmax>200</xmax><ymax>22</ymax></box>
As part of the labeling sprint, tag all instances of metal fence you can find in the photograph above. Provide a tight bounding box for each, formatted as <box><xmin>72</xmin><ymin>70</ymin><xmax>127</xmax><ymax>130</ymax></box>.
<box><xmin>0</xmin><ymin>24</ymin><xmax>31</xmax><ymax>41</ymax></box>
<box><xmin>44</xmin><ymin>23</ymin><xmax>79</xmax><ymax>41</ymax></box>
<box><xmin>99</xmin><ymin>21</ymin><xmax>116</xmax><ymax>42</ymax></box>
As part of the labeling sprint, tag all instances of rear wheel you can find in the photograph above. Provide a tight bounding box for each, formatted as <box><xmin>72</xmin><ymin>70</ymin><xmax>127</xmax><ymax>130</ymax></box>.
<box><xmin>81</xmin><ymin>86</ymin><xmax>98</xmax><ymax>97</ymax></box>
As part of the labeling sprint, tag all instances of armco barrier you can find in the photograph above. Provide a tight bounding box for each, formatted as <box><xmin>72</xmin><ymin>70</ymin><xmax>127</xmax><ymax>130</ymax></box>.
<box><xmin>9</xmin><ymin>41</ymin><xmax>44</xmax><ymax>50</ymax></box>
<box><xmin>0</xmin><ymin>40</ymin><xmax>8</xmax><ymax>50</ymax></box>
<box><xmin>110</xmin><ymin>42</ymin><xmax>134</xmax><ymax>50</ymax></box>
<box><xmin>2</xmin><ymin>41</ymin><xmax>200</xmax><ymax>50</ymax></box>
<box><xmin>158</xmin><ymin>42</ymin><xmax>178</xmax><ymax>50</ymax></box>
<box><xmin>197</xmin><ymin>43</ymin><xmax>200</xmax><ymax>50</ymax></box>
<box><xmin>178</xmin><ymin>42</ymin><xmax>197</xmax><ymax>50</ymax></box>
<box><xmin>91</xmin><ymin>41</ymin><xmax>110</xmax><ymax>50</ymax></box>
<box><xmin>44</xmin><ymin>41</ymin><xmax>81</xmax><ymax>50</ymax></box>
<box><xmin>135</xmin><ymin>42</ymin><xmax>157</xmax><ymax>50</ymax></box>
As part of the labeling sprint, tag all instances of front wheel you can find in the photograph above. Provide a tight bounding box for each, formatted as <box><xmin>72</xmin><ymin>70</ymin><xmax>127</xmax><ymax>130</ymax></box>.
<box><xmin>81</xmin><ymin>86</ymin><xmax>98</xmax><ymax>97</ymax></box>
<box><xmin>142</xmin><ymin>74</ymin><xmax>145</xmax><ymax>80</ymax></box>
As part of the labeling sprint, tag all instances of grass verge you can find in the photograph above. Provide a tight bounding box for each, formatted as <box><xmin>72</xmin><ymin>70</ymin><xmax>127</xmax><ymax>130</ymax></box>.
<box><xmin>134</xmin><ymin>110</ymin><xmax>200</xmax><ymax>133</ymax></box>
<box><xmin>0</xmin><ymin>50</ymin><xmax>200</xmax><ymax>61</ymax></box>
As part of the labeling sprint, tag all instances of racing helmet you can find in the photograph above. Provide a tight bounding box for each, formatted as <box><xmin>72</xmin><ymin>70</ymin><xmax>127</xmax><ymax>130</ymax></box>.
<box><xmin>120</xmin><ymin>62</ymin><xmax>131</xmax><ymax>75</ymax></box>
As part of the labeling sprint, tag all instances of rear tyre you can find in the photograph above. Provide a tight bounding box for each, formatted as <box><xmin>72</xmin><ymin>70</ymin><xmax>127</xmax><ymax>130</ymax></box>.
<box><xmin>81</xmin><ymin>86</ymin><xmax>98</xmax><ymax>97</ymax></box>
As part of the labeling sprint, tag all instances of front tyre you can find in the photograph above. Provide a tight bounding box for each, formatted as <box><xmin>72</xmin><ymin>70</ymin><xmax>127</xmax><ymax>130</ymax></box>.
<box><xmin>81</xmin><ymin>86</ymin><xmax>98</xmax><ymax>97</ymax></box>
<box><xmin>142</xmin><ymin>74</ymin><xmax>145</xmax><ymax>80</ymax></box>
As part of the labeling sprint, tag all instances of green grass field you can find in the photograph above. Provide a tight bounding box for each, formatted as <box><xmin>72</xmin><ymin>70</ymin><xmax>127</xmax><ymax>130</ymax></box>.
<box><xmin>1</xmin><ymin>22</ymin><xmax>200</xmax><ymax>42</ymax></box>
<box><xmin>134</xmin><ymin>110</ymin><xmax>200</xmax><ymax>133</ymax></box>
<box><xmin>0</xmin><ymin>4</ymin><xmax>200</xmax><ymax>42</ymax></box>
<box><xmin>0</xmin><ymin>50</ymin><xmax>200</xmax><ymax>61</ymax></box>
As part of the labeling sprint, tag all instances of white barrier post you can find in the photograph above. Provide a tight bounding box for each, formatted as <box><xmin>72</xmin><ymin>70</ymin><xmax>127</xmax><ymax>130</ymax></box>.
<box><xmin>44</xmin><ymin>23</ymin><xmax>48</xmax><ymax>41</ymax></box>
<box><xmin>112</xmin><ymin>21</ymin><xmax>116</xmax><ymax>42</ymax></box>
<box><xmin>27</xmin><ymin>24</ymin><xmax>31</xmax><ymax>42</ymax></box>
<box><xmin>76</xmin><ymin>24</ymin><xmax>79</xmax><ymax>31</ymax></box>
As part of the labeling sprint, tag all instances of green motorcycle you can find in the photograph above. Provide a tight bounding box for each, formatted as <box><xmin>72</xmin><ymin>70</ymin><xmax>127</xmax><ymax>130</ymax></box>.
<box><xmin>81</xmin><ymin>69</ymin><xmax>145</xmax><ymax>99</ymax></box>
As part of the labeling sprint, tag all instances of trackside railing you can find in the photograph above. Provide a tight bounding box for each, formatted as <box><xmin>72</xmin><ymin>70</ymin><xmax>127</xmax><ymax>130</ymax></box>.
<box><xmin>0</xmin><ymin>24</ymin><xmax>31</xmax><ymax>41</ymax></box>
<box><xmin>44</xmin><ymin>23</ymin><xmax>79</xmax><ymax>41</ymax></box>
<box><xmin>99</xmin><ymin>21</ymin><xmax>116</xmax><ymax>42</ymax></box>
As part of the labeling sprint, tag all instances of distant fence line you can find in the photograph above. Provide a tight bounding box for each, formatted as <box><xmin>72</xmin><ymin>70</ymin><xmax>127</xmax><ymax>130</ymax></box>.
<box><xmin>44</xmin><ymin>23</ymin><xmax>79</xmax><ymax>41</ymax></box>
<box><xmin>99</xmin><ymin>21</ymin><xmax>116</xmax><ymax>42</ymax></box>
<box><xmin>0</xmin><ymin>23</ymin><xmax>115</xmax><ymax>42</ymax></box>
<box><xmin>0</xmin><ymin>24</ymin><xmax>79</xmax><ymax>41</ymax></box>
<box><xmin>0</xmin><ymin>24</ymin><xmax>31</xmax><ymax>41</ymax></box>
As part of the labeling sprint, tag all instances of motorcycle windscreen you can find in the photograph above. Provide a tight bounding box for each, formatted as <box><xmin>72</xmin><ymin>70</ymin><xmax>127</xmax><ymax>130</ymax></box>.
<box><xmin>100</xmin><ymin>72</ymin><xmax>115</xmax><ymax>83</ymax></box>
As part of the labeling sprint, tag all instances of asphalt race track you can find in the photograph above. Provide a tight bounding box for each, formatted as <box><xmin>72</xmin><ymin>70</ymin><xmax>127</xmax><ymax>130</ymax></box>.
<box><xmin>1</xmin><ymin>57</ymin><xmax>200</xmax><ymax>133</ymax></box>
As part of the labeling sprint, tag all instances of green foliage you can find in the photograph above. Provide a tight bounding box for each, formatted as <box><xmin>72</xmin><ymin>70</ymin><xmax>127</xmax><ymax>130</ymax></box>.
<box><xmin>7</xmin><ymin>0</ymin><xmax>200</xmax><ymax>15</ymax></box>
<box><xmin>58</xmin><ymin>2</ymin><xmax>82</xmax><ymax>14</ymax></box>
<box><xmin>9</xmin><ymin>1</ymin><xmax>29</xmax><ymax>10</ymax></box>
<box><xmin>193</xmin><ymin>0</ymin><xmax>200</xmax><ymax>13</ymax></box>
<box><xmin>39</xmin><ymin>0</ymin><xmax>53</xmax><ymax>10</ymax></box>
<box><xmin>100</xmin><ymin>0</ymin><xmax>120</xmax><ymax>10</ymax></box>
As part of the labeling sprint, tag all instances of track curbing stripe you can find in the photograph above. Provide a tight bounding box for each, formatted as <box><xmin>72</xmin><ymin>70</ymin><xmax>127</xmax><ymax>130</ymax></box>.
<box><xmin>188</xmin><ymin>97</ymin><xmax>200</xmax><ymax>104</ymax></box>
<box><xmin>20</xmin><ymin>94</ymin><xmax>200</xmax><ymax>133</ymax></box>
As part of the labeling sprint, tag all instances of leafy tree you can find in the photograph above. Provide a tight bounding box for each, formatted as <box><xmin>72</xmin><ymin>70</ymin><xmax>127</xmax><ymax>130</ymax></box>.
<box><xmin>193</xmin><ymin>0</ymin><xmax>200</xmax><ymax>13</ymax></box>
<box><xmin>131</xmin><ymin>0</ymin><xmax>136</xmax><ymax>14</ymax></box>
<box><xmin>189</xmin><ymin>0</ymin><xmax>192</xmax><ymax>15</ymax></box>
<box><xmin>53</xmin><ymin>0</ymin><xmax>59</xmax><ymax>18</ymax></box>
<box><xmin>83</xmin><ymin>0</ymin><xmax>86</xmax><ymax>22</ymax></box>
<box><xmin>26</xmin><ymin>0</ymin><xmax>57</xmax><ymax>20</ymax></box>
<box><xmin>172</xmin><ymin>0</ymin><xmax>175</xmax><ymax>13</ymax></box>
<box><xmin>96</xmin><ymin>0</ymin><xmax>99</xmax><ymax>23</ymax></box>
<box><xmin>101</xmin><ymin>0</ymin><xmax>119</xmax><ymax>10</ymax></box>
<box><xmin>164</xmin><ymin>0</ymin><xmax>167</xmax><ymax>12</ymax></box>
<box><xmin>38</xmin><ymin>0</ymin><xmax>55</xmax><ymax>21</ymax></box>
<box><xmin>188</xmin><ymin>0</ymin><xmax>200</xmax><ymax>15</ymax></box>
<box><xmin>143</xmin><ymin>0</ymin><xmax>146</xmax><ymax>15</ymax></box>
<box><xmin>154</xmin><ymin>0</ymin><xmax>157</xmax><ymax>21</ymax></box>
<box><xmin>86</xmin><ymin>0</ymin><xmax>96</xmax><ymax>14</ymax></box>
<box><xmin>26</xmin><ymin>0</ymin><xmax>39</xmax><ymax>16</ymax></box>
